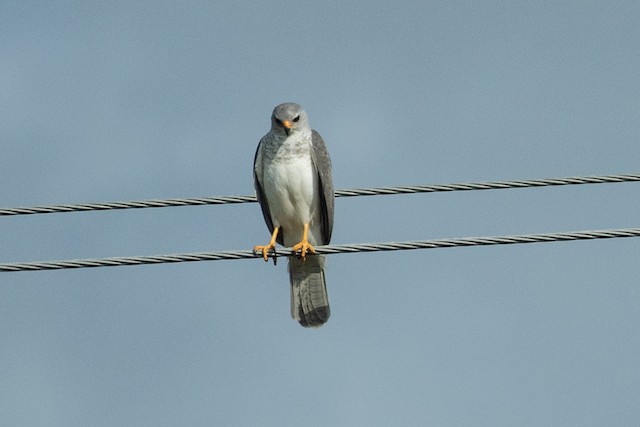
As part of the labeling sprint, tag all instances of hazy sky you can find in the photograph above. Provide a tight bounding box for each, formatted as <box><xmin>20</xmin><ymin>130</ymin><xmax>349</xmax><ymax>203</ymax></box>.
<box><xmin>2</xmin><ymin>1</ymin><xmax>639</xmax><ymax>425</ymax></box>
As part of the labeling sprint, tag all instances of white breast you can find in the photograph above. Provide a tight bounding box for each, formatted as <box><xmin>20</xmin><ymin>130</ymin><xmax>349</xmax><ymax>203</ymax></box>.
<box><xmin>262</xmin><ymin>138</ymin><xmax>321</xmax><ymax>247</ymax></box>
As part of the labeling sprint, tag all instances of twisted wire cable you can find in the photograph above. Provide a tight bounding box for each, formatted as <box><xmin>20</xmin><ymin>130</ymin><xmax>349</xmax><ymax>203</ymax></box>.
<box><xmin>2</xmin><ymin>227</ymin><xmax>639</xmax><ymax>272</ymax></box>
<box><xmin>1</xmin><ymin>173</ymin><xmax>639</xmax><ymax>216</ymax></box>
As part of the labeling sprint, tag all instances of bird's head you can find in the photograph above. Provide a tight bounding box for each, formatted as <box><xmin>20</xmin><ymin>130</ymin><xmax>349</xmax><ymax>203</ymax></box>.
<box><xmin>271</xmin><ymin>102</ymin><xmax>309</xmax><ymax>136</ymax></box>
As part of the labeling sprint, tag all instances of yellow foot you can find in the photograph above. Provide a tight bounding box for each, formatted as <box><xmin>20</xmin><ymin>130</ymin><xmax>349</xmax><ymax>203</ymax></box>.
<box><xmin>292</xmin><ymin>223</ymin><xmax>316</xmax><ymax>260</ymax></box>
<box><xmin>253</xmin><ymin>242</ymin><xmax>276</xmax><ymax>261</ymax></box>
<box><xmin>253</xmin><ymin>226</ymin><xmax>279</xmax><ymax>262</ymax></box>
<box><xmin>292</xmin><ymin>240</ymin><xmax>316</xmax><ymax>260</ymax></box>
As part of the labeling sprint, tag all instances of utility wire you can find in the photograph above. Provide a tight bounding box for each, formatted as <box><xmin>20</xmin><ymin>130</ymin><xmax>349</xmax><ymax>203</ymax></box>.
<box><xmin>2</xmin><ymin>227</ymin><xmax>639</xmax><ymax>272</ymax></box>
<box><xmin>1</xmin><ymin>173</ymin><xmax>639</xmax><ymax>217</ymax></box>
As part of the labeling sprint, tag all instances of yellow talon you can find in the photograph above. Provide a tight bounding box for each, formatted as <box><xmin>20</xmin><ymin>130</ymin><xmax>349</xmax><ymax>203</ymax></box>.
<box><xmin>254</xmin><ymin>226</ymin><xmax>279</xmax><ymax>261</ymax></box>
<box><xmin>292</xmin><ymin>223</ymin><xmax>316</xmax><ymax>260</ymax></box>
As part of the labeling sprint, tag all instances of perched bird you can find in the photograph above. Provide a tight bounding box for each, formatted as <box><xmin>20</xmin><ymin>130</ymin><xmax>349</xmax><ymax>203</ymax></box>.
<box><xmin>253</xmin><ymin>103</ymin><xmax>335</xmax><ymax>327</ymax></box>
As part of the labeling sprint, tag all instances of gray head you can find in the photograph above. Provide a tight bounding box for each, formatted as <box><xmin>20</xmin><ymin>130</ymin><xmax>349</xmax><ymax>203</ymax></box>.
<box><xmin>271</xmin><ymin>102</ymin><xmax>309</xmax><ymax>136</ymax></box>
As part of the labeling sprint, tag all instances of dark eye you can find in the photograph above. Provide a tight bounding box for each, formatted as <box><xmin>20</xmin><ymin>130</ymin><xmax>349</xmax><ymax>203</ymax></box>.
<box><xmin>293</xmin><ymin>116</ymin><xmax>300</xmax><ymax>123</ymax></box>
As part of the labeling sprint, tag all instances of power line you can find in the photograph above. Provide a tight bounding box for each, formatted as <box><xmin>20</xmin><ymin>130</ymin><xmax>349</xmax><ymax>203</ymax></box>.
<box><xmin>2</xmin><ymin>227</ymin><xmax>638</xmax><ymax>272</ymax></box>
<box><xmin>1</xmin><ymin>173</ymin><xmax>638</xmax><ymax>217</ymax></box>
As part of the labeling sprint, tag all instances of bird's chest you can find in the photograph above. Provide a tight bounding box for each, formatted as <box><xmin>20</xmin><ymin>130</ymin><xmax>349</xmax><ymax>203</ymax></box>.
<box><xmin>263</xmin><ymin>151</ymin><xmax>317</xmax><ymax>225</ymax></box>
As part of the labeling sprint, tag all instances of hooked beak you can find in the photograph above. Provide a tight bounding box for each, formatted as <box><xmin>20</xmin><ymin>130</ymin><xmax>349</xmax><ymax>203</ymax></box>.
<box><xmin>282</xmin><ymin>120</ymin><xmax>292</xmax><ymax>135</ymax></box>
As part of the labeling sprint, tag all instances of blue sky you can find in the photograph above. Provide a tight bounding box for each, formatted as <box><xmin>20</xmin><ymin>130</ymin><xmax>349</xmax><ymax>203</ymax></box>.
<box><xmin>1</xmin><ymin>1</ymin><xmax>639</xmax><ymax>425</ymax></box>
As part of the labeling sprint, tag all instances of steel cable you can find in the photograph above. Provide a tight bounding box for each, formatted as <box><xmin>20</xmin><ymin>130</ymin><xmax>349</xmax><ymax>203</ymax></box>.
<box><xmin>2</xmin><ymin>227</ymin><xmax>639</xmax><ymax>272</ymax></box>
<box><xmin>1</xmin><ymin>173</ymin><xmax>639</xmax><ymax>216</ymax></box>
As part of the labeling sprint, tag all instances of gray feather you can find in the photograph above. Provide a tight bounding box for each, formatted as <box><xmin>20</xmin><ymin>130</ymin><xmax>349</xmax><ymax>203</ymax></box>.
<box><xmin>289</xmin><ymin>255</ymin><xmax>330</xmax><ymax>327</ymax></box>
<box><xmin>310</xmin><ymin>130</ymin><xmax>334</xmax><ymax>244</ymax></box>
<box><xmin>253</xmin><ymin>139</ymin><xmax>283</xmax><ymax>245</ymax></box>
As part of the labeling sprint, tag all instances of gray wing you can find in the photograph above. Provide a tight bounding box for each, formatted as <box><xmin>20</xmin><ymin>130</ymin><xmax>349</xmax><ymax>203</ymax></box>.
<box><xmin>310</xmin><ymin>130</ymin><xmax>334</xmax><ymax>244</ymax></box>
<box><xmin>253</xmin><ymin>138</ymin><xmax>284</xmax><ymax>246</ymax></box>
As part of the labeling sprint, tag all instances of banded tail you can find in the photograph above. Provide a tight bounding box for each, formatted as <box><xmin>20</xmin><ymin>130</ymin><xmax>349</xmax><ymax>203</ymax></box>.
<box><xmin>288</xmin><ymin>255</ymin><xmax>330</xmax><ymax>327</ymax></box>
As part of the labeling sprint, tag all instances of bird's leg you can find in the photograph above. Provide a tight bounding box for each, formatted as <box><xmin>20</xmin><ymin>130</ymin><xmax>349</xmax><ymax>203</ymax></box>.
<box><xmin>254</xmin><ymin>226</ymin><xmax>279</xmax><ymax>262</ymax></box>
<box><xmin>292</xmin><ymin>223</ymin><xmax>316</xmax><ymax>260</ymax></box>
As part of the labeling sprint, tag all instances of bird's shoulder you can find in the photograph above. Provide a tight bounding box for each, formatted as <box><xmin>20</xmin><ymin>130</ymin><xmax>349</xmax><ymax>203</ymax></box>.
<box><xmin>311</xmin><ymin>129</ymin><xmax>326</xmax><ymax>147</ymax></box>
<box><xmin>310</xmin><ymin>130</ymin><xmax>332</xmax><ymax>167</ymax></box>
